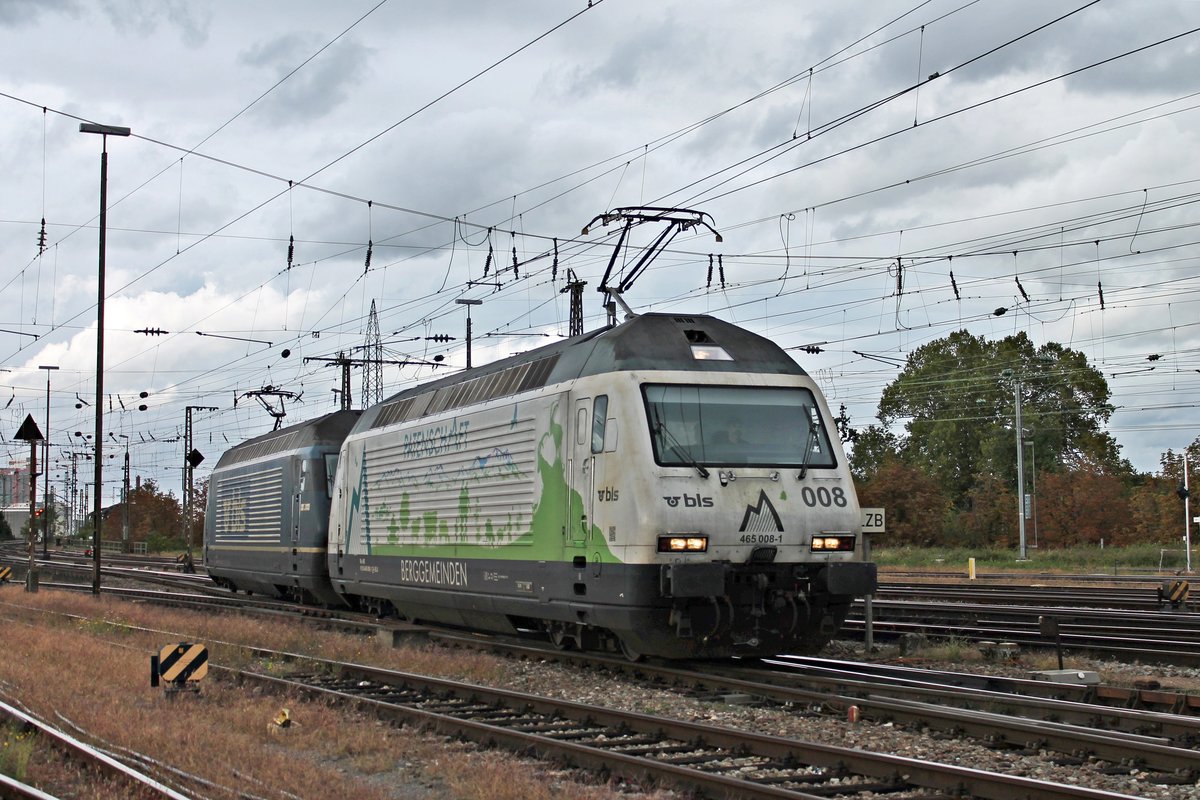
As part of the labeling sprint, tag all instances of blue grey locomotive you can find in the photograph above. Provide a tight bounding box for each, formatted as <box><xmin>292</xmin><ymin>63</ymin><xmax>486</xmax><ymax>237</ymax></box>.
<box><xmin>204</xmin><ymin>409</ymin><xmax>360</xmax><ymax>605</ymax></box>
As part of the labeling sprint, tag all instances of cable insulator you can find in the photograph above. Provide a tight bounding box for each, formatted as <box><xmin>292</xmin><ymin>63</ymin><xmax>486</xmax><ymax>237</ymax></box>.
<box><xmin>1016</xmin><ymin>277</ymin><xmax>1029</xmax><ymax>302</ymax></box>
<box><xmin>552</xmin><ymin>238</ymin><xmax>559</xmax><ymax>281</ymax></box>
<box><xmin>1098</xmin><ymin>281</ymin><xmax>1105</xmax><ymax>310</ymax></box>
<box><xmin>287</xmin><ymin>234</ymin><xmax>295</xmax><ymax>270</ymax></box>
<box><xmin>950</xmin><ymin>270</ymin><xmax>960</xmax><ymax>300</ymax></box>
<box><xmin>718</xmin><ymin>254</ymin><xmax>725</xmax><ymax>288</ymax></box>
<box><xmin>364</xmin><ymin>240</ymin><xmax>373</xmax><ymax>273</ymax></box>
<box><xmin>512</xmin><ymin>246</ymin><xmax>519</xmax><ymax>278</ymax></box>
<box><xmin>483</xmin><ymin>244</ymin><xmax>493</xmax><ymax>276</ymax></box>
<box><xmin>707</xmin><ymin>254</ymin><xmax>713</xmax><ymax>288</ymax></box>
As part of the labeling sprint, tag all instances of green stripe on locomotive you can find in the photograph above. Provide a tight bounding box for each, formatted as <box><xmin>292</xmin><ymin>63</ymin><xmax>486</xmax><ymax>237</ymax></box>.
<box><xmin>343</xmin><ymin>397</ymin><xmax>617</xmax><ymax>564</ymax></box>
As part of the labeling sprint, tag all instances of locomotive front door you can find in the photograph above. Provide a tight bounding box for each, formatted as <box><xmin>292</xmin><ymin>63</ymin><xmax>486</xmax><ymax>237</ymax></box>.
<box><xmin>290</xmin><ymin>459</ymin><xmax>306</xmax><ymax>574</ymax></box>
<box><xmin>568</xmin><ymin>398</ymin><xmax>593</xmax><ymax>548</ymax></box>
<box><xmin>568</xmin><ymin>394</ymin><xmax>613</xmax><ymax>557</ymax></box>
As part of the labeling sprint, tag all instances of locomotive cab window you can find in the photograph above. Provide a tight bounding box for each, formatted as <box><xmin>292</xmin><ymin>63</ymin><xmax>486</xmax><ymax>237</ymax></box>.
<box><xmin>643</xmin><ymin>384</ymin><xmax>835</xmax><ymax>468</ymax></box>
<box><xmin>324</xmin><ymin>454</ymin><xmax>338</xmax><ymax>498</ymax></box>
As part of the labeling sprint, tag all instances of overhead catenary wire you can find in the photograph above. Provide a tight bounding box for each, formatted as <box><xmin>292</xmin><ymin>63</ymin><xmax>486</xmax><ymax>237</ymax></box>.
<box><xmin>1</xmin><ymin>3</ymin><xmax>1198</xmax><ymax>489</ymax></box>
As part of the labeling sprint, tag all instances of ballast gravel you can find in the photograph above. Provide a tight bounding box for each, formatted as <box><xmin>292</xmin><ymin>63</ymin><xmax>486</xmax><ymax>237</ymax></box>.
<box><xmin>474</xmin><ymin>641</ymin><xmax>1200</xmax><ymax>800</ymax></box>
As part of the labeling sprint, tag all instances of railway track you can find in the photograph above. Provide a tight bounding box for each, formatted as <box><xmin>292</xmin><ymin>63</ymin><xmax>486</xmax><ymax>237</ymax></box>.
<box><xmin>9</xmin><ymin>580</ymin><xmax>1200</xmax><ymax>795</ymax></box>
<box><xmin>0</xmin><ymin>698</ymin><xmax>189</xmax><ymax>799</ymax></box>
<box><xmin>431</xmin><ymin>631</ymin><xmax>1200</xmax><ymax>776</ymax></box>
<box><xmin>9</xmin><ymin>562</ymin><xmax>1200</xmax><ymax>796</ymax></box>
<box><xmin>847</xmin><ymin>596</ymin><xmax>1200</xmax><ymax>666</ymax></box>
<box><xmin>229</xmin><ymin>647</ymin><xmax>1149</xmax><ymax>800</ymax></box>
<box><xmin>877</xmin><ymin>579</ymin><xmax>1190</xmax><ymax>612</ymax></box>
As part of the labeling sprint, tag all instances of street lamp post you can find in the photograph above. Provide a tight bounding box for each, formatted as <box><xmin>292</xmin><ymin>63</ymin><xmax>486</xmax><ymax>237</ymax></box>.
<box><xmin>1013</xmin><ymin>379</ymin><xmax>1028</xmax><ymax>560</ymax></box>
<box><xmin>39</xmin><ymin>365</ymin><xmax>59</xmax><ymax>556</ymax></box>
<box><xmin>80</xmin><ymin>121</ymin><xmax>131</xmax><ymax>595</ymax></box>
<box><xmin>455</xmin><ymin>298</ymin><xmax>482</xmax><ymax>369</ymax></box>
<box><xmin>1000</xmin><ymin>369</ymin><xmax>1029</xmax><ymax>561</ymax></box>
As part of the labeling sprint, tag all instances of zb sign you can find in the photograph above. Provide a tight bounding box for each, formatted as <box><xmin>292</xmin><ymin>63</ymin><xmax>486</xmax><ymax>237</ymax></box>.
<box><xmin>862</xmin><ymin>508</ymin><xmax>886</xmax><ymax>534</ymax></box>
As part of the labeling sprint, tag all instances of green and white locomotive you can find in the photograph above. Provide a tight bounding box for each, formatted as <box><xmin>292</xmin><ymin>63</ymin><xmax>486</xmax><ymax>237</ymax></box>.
<box><xmin>328</xmin><ymin>311</ymin><xmax>875</xmax><ymax>659</ymax></box>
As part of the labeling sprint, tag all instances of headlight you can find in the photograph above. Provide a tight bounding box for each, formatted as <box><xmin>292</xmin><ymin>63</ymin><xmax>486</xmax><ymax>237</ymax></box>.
<box><xmin>658</xmin><ymin>534</ymin><xmax>709</xmax><ymax>553</ymax></box>
<box><xmin>810</xmin><ymin>535</ymin><xmax>856</xmax><ymax>552</ymax></box>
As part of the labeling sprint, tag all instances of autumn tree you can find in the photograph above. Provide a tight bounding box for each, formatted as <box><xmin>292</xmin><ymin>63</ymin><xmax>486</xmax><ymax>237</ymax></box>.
<box><xmin>855</xmin><ymin>459</ymin><xmax>950</xmax><ymax>546</ymax></box>
<box><xmin>126</xmin><ymin>479</ymin><xmax>183</xmax><ymax>548</ymax></box>
<box><xmin>955</xmin><ymin>474</ymin><xmax>1016</xmax><ymax>549</ymax></box>
<box><xmin>1036</xmin><ymin>470</ymin><xmax>1129</xmax><ymax>547</ymax></box>
<box><xmin>190</xmin><ymin>477</ymin><xmax>208</xmax><ymax>540</ymax></box>
<box><xmin>1125</xmin><ymin>477</ymin><xmax>1182</xmax><ymax>546</ymax></box>
<box><xmin>1125</xmin><ymin>434</ymin><xmax>1200</xmax><ymax>547</ymax></box>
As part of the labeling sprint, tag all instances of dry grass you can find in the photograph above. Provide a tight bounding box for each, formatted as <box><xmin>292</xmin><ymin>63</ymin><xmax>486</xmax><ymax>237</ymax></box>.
<box><xmin>0</xmin><ymin>588</ymin><xmax>678</xmax><ymax>799</ymax></box>
<box><xmin>0</xmin><ymin>722</ymin><xmax>35</xmax><ymax>781</ymax></box>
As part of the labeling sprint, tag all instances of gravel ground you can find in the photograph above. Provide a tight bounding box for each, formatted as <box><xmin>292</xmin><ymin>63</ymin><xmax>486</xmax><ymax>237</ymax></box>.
<box><xmin>465</xmin><ymin>638</ymin><xmax>1200</xmax><ymax>799</ymax></box>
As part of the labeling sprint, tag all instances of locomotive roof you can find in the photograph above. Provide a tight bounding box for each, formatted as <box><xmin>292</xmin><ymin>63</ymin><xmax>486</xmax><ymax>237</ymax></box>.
<box><xmin>213</xmin><ymin>409</ymin><xmax>362</xmax><ymax>468</ymax></box>
<box><xmin>357</xmin><ymin>313</ymin><xmax>806</xmax><ymax>430</ymax></box>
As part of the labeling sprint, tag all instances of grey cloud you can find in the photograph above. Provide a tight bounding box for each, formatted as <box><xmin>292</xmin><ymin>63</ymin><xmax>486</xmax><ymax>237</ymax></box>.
<box><xmin>0</xmin><ymin>0</ymin><xmax>76</xmax><ymax>27</ymax></box>
<box><xmin>239</xmin><ymin>33</ymin><xmax>373</xmax><ymax>125</ymax></box>
<box><xmin>99</xmin><ymin>0</ymin><xmax>209</xmax><ymax>47</ymax></box>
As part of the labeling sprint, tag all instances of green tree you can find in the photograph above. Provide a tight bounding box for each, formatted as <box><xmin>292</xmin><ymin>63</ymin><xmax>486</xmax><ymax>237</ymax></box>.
<box><xmin>0</xmin><ymin>514</ymin><xmax>12</xmax><ymax>540</ymax></box>
<box><xmin>877</xmin><ymin>330</ymin><xmax>1126</xmax><ymax>507</ymax></box>
<box><xmin>1159</xmin><ymin>434</ymin><xmax>1200</xmax><ymax>487</ymax></box>
<box><xmin>848</xmin><ymin>424</ymin><xmax>901</xmax><ymax>483</ymax></box>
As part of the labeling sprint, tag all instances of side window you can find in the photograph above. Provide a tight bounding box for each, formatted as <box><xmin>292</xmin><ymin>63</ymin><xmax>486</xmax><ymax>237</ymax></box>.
<box><xmin>591</xmin><ymin>395</ymin><xmax>609</xmax><ymax>454</ymax></box>
<box><xmin>576</xmin><ymin>406</ymin><xmax>588</xmax><ymax>446</ymax></box>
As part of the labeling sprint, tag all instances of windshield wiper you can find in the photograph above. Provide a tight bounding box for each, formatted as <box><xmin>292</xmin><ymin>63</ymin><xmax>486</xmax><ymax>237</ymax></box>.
<box><xmin>797</xmin><ymin>422</ymin><xmax>817</xmax><ymax>480</ymax></box>
<box><xmin>653</xmin><ymin>409</ymin><xmax>709</xmax><ymax>479</ymax></box>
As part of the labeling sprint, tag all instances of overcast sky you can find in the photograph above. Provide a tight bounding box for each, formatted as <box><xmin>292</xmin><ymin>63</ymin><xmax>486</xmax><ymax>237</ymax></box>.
<box><xmin>1</xmin><ymin>0</ymin><xmax>1198</xmax><ymax>510</ymax></box>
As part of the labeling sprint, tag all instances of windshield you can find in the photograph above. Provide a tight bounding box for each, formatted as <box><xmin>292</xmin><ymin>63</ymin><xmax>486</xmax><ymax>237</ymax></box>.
<box><xmin>643</xmin><ymin>384</ymin><xmax>835</xmax><ymax>468</ymax></box>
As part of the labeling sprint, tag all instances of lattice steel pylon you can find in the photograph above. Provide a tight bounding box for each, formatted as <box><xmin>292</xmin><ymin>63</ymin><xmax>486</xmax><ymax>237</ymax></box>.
<box><xmin>363</xmin><ymin>299</ymin><xmax>382</xmax><ymax>407</ymax></box>
<box><xmin>561</xmin><ymin>269</ymin><xmax>587</xmax><ymax>337</ymax></box>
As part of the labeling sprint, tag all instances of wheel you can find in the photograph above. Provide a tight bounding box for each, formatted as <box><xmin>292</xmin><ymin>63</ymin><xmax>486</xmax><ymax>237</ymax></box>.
<box><xmin>549</xmin><ymin>626</ymin><xmax>574</xmax><ymax>651</ymax></box>
<box><xmin>618</xmin><ymin>637</ymin><xmax>644</xmax><ymax>663</ymax></box>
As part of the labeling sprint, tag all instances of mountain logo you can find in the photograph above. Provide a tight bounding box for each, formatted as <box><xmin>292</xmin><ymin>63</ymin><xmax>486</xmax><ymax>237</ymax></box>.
<box><xmin>738</xmin><ymin>490</ymin><xmax>783</xmax><ymax>533</ymax></box>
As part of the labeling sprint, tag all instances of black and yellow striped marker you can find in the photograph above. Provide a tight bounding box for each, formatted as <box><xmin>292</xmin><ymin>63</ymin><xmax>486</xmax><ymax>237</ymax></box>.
<box><xmin>0</xmin><ymin>566</ymin><xmax>11</xmax><ymax>583</ymax></box>
<box><xmin>151</xmin><ymin>643</ymin><xmax>208</xmax><ymax>688</ymax></box>
<box><xmin>1161</xmin><ymin>579</ymin><xmax>1189</xmax><ymax>607</ymax></box>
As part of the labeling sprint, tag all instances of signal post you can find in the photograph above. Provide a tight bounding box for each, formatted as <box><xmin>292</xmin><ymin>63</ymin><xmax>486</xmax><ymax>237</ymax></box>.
<box><xmin>15</xmin><ymin>414</ymin><xmax>44</xmax><ymax>592</ymax></box>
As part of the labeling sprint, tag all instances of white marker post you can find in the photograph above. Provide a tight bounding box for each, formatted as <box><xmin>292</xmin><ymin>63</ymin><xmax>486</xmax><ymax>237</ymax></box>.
<box><xmin>861</xmin><ymin>508</ymin><xmax>886</xmax><ymax>652</ymax></box>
